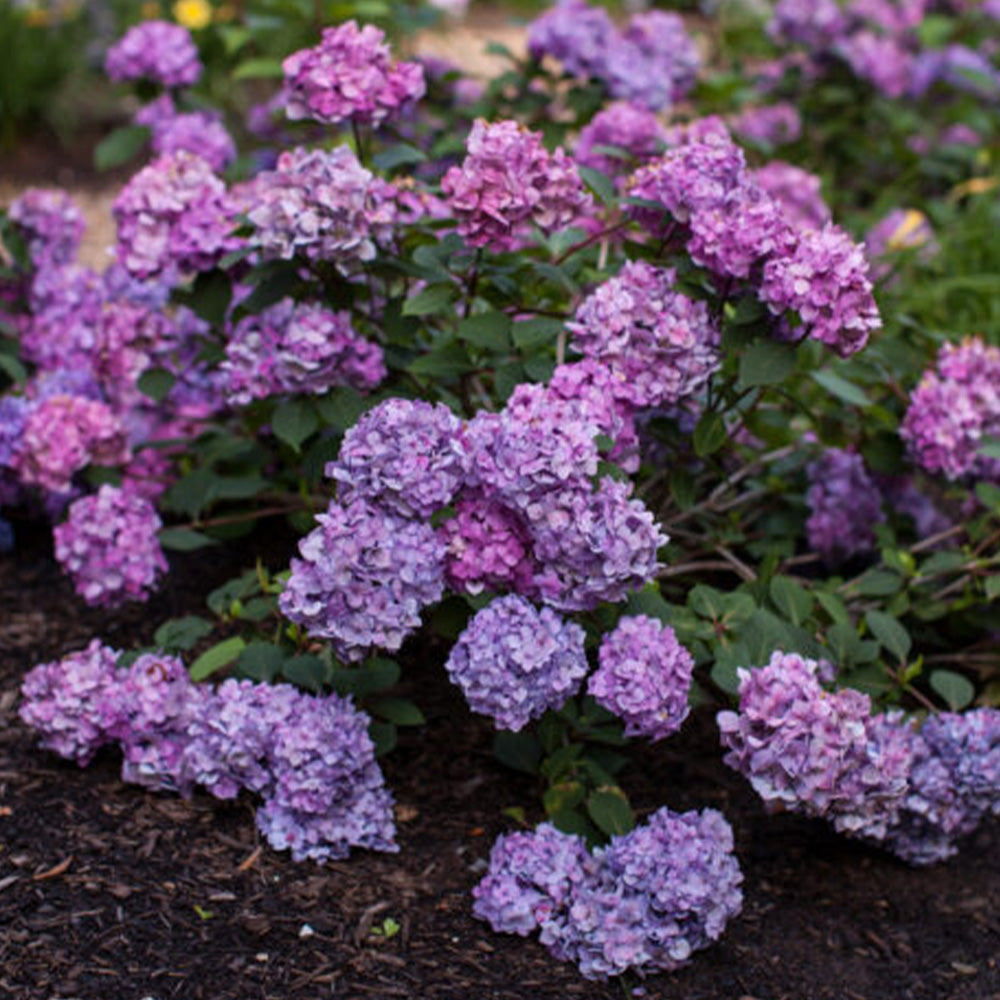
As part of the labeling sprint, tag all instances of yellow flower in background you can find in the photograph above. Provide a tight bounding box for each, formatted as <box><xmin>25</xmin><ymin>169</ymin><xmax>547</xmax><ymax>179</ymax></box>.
<box><xmin>173</xmin><ymin>0</ymin><xmax>212</xmax><ymax>29</ymax></box>
<box><xmin>887</xmin><ymin>210</ymin><xmax>930</xmax><ymax>251</ymax></box>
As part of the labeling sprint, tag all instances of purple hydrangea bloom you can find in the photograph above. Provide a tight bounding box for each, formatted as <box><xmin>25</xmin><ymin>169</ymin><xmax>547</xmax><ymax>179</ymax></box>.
<box><xmin>440</xmin><ymin>493</ymin><xmax>537</xmax><ymax>596</ymax></box>
<box><xmin>909</xmin><ymin>44</ymin><xmax>1000</xmax><ymax>99</ymax></box>
<box><xmin>575</xmin><ymin>102</ymin><xmax>667</xmax><ymax>180</ymax></box>
<box><xmin>528</xmin><ymin>0</ymin><xmax>616</xmax><ymax>80</ymax></box>
<box><xmin>589</xmin><ymin>615</ymin><xmax>694</xmax><ymax>741</ymax></box>
<box><xmin>759</xmin><ymin>223</ymin><xmax>881</xmax><ymax>356</ymax></box>
<box><xmin>8</xmin><ymin>188</ymin><xmax>85</xmax><ymax>266</ymax></box>
<box><xmin>19</xmin><ymin>640</ymin><xmax>122</xmax><ymax>765</ymax></box>
<box><xmin>280</xmin><ymin>498</ymin><xmax>446</xmax><ymax>662</ymax></box>
<box><xmin>150</xmin><ymin>111</ymin><xmax>237</xmax><ymax>173</ymax></box>
<box><xmin>568</xmin><ymin>261</ymin><xmax>721</xmax><ymax>408</ymax></box>
<box><xmin>53</xmin><ymin>485</ymin><xmax>167</xmax><ymax>608</ymax></box>
<box><xmin>328</xmin><ymin>399</ymin><xmax>463</xmax><ymax>518</ymax></box>
<box><xmin>442</xmin><ymin>119</ymin><xmax>590</xmax><ymax>250</ymax></box>
<box><xmin>718</xmin><ymin>651</ymin><xmax>913</xmax><ymax>840</ymax></box>
<box><xmin>247</xmin><ymin>146</ymin><xmax>377</xmax><ymax>264</ymax></box>
<box><xmin>444</xmin><ymin>594</ymin><xmax>587</xmax><ymax>730</ymax></box>
<box><xmin>836</xmin><ymin>31</ymin><xmax>914</xmax><ymax>99</ymax></box>
<box><xmin>105</xmin><ymin>20</ymin><xmax>202</xmax><ymax>88</ymax></box>
<box><xmin>605</xmin><ymin>11</ymin><xmax>700</xmax><ymax>111</ymax></box>
<box><xmin>0</xmin><ymin>396</ymin><xmax>31</xmax><ymax>469</ymax></box>
<box><xmin>806</xmin><ymin>447</ymin><xmax>885</xmax><ymax>563</ymax></box>
<box><xmin>474</xmin><ymin>808</ymin><xmax>743</xmax><ymax>979</ymax></box>
<box><xmin>222</xmin><ymin>298</ymin><xmax>385</xmax><ymax>405</ymax></box>
<box><xmin>281</xmin><ymin>21</ymin><xmax>425</xmax><ymax>128</ymax></box>
<box><xmin>900</xmin><ymin>337</ymin><xmax>1000</xmax><ymax>483</ymax></box>
<box><xmin>769</xmin><ymin>0</ymin><xmax>847</xmax><ymax>47</ymax></box>
<box><xmin>729</xmin><ymin>103</ymin><xmax>802</xmax><ymax>147</ymax></box>
<box><xmin>113</xmin><ymin>151</ymin><xmax>239</xmax><ymax>280</ymax></box>
<box><xmin>752</xmin><ymin>162</ymin><xmax>830</xmax><ymax>231</ymax></box>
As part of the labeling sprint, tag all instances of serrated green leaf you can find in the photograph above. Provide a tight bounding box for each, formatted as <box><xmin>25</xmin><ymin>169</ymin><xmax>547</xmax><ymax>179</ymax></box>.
<box><xmin>769</xmin><ymin>576</ymin><xmax>814</xmax><ymax>626</ymax></box>
<box><xmin>865</xmin><ymin>610</ymin><xmax>912</xmax><ymax>662</ymax></box>
<box><xmin>811</xmin><ymin>370</ymin><xmax>872</xmax><ymax>408</ymax></box>
<box><xmin>281</xmin><ymin>653</ymin><xmax>329</xmax><ymax>692</ymax></box>
<box><xmin>402</xmin><ymin>284</ymin><xmax>456</xmax><ymax>316</ymax></box>
<box><xmin>235</xmin><ymin>641</ymin><xmax>287</xmax><ymax>682</ymax></box>
<box><xmin>272</xmin><ymin>398</ymin><xmax>319</xmax><ymax>452</ymax></box>
<box><xmin>586</xmin><ymin>787</ymin><xmax>634</xmax><ymax>837</ymax></box>
<box><xmin>154</xmin><ymin>615</ymin><xmax>214</xmax><ymax>652</ymax></box>
<box><xmin>693</xmin><ymin>413</ymin><xmax>727</xmax><ymax>457</ymax></box>
<box><xmin>457</xmin><ymin>311</ymin><xmax>511</xmax><ymax>350</ymax></box>
<box><xmin>577</xmin><ymin>165</ymin><xmax>616</xmax><ymax>206</ymax></box>
<box><xmin>370</xmin><ymin>720</ymin><xmax>397</xmax><ymax>757</ymax></box>
<box><xmin>372</xmin><ymin>142</ymin><xmax>428</xmax><ymax>171</ymax></box>
<box><xmin>543</xmin><ymin>781</ymin><xmax>587</xmax><ymax>817</ymax></box>
<box><xmin>137</xmin><ymin>367</ymin><xmax>176</xmax><ymax>403</ymax></box>
<box><xmin>158</xmin><ymin>527</ymin><xmax>219</xmax><ymax>552</ymax></box>
<box><xmin>94</xmin><ymin>125</ymin><xmax>150</xmax><ymax>171</ymax></box>
<box><xmin>512</xmin><ymin>317</ymin><xmax>563</xmax><ymax>349</ymax></box>
<box><xmin>189</xmin><ymin>637</ymin><xmax>246</xmax><ymax>682</ymax></box>
<box><xmin>369</xmin><ymin>696</ymin><xmax>425</xmax><ymax>727</ymax></box>
<box><xmin>852</xmin><ymin>570</ymin><xmax>903</xmax><ymax>597</ymax></box>
<box><xmin>929</xmin><ymin>669</ymin><xmax>975</xmax><ymax>710</ymax></box>
<box><xmin>408</xmin><ymin>341</ymin><xmax>473</xmax><ymax>379</ymax></box>
<box><xmin>0</xmin><ymin>353</ymin><xmax>27</xmax><ymax>383</ymax></box>
<box><xmin>739</xmin><ymin>340</ymin><xmax>797</xmax><ymax>386</ymax></box>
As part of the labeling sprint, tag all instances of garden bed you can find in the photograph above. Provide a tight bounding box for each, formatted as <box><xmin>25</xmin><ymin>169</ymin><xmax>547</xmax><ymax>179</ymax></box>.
<box><xmin>2</xmin><ymin>531</ymin><xmax>998</xmax><ymax>1000</ymax></box>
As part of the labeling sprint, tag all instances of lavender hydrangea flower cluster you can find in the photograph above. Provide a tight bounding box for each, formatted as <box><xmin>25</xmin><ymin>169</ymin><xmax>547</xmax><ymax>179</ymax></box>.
<box><xmin>574</xmin><ymin>102</ymin><xmax>666</xmax><ymax>180</ymax></box>
<box><xmin>104</xmin><ymin>20</ymin><xmax>202</xmax><ymax>88</ymax></box>
<box><xmin>729</xmin><ymin>103</ymin><xmax>803</xmax><ymax>147</ymax></box>
<box><xmin>805</xmin><ymin>447</ymin><xmax>885</xmax><ymax>563</ymax></box>
<box><xmin>281</xmin><ymin>21</ymin><xmax>425</xmax><ymax>127</ymax></box>
<box><xmin>445</xmin><ymin>594</ymin><xmax>588</xmax><ymax>730</ymax></box>
<box><xmin>20</xmin><ymin>646</ymin><xmax>398</xmax><ymax>863</ymax></box>
<box><xmin>473</xmin><ymin>807</ymin><xmax>743</xmax><ymax>979</ymax></box>
<box><xmin>149</xmin><ymin>109</ymin><xmax>237</xmax><ymax>173</ymax></box>
<box><xmin>441</xmin><ymin>119</ymin><xmax>590</xmax><ymax>250</ymax></box>
<box><xmin>588</xmin><ymin>615</ymin><xmax>694</xmax><ymax>741</ymax></box>
<box><xmin>247</xmin><ymin>146</ymin><xmax>377</xmax><ymax>264</ymax></box>
<box><xmin>222</xmin><ymin>299</ymin><xmax>385</xmax><ymax>405</ymax></box>
<box><xmin>568</xmin><ymin>261</ymin><xmax>721</xmax><ymax>408</ymax></box>
<box><xmin>529</xmin><ymin>1</ymin><xmax>700</xmax><ymax>111</ymax></box>
<box><xmin>752</xmin><ymin>162</ymin><xmax>830</xmax><ymax>231</ymax></box>
<box><xmin>113</xmin><ymin>151</ymin><xmax>238</xmax><ymax>280</ymax></box>
<box><xmin>8</xmin><ymin>188</ymin><xmax>85</xmax><ymax>266</ymax></box>
<box><xmin>901</xmin><ymin>337</ymin><xmax>1000</xmax><ymax>482</ymax></box>
<box><xmin>279</xmin><ymin>497</ymin><xmax>446</xmax><ymax>662</ymax></box>
<box><xmin>719</xmin><ymin>652</ymin><xmax>1000</xmax><ymax>863</ymax></box>
<box><xmin>53</xmin><ymin>485</ymin><xmax>167</xmax><ymax>608</ymax></box>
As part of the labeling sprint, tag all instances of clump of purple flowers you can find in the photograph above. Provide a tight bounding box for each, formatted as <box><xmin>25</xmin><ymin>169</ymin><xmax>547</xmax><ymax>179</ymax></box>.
<box><xmin>444</xmin><ymin>594</ymin><xmax>588</xmax><ymax>730</ymax></box>
<box><xmin>805</xmin><ymin>447</ymin><xmax>885</xmax><ymax>563</ymax></box>
<box><xmin>473</xmin><ymin>807</ymin><xmax>743</xmax><ymax>979</ymax></box>
<box><xmin>441</xmin><ymin>119</ymin><xmax>590</xmax><ymax>250</ymax></box>
<box><xmin>528</xmin><ymin>0</ymin><xmax>615</xmax><ymax>80</ymax></box>
<box><xmin>729</xmin><ymin>103</ymin><xmax>803</xmax><ymax>147</ymax></box>
<box><xmin>279</xmin><ymin>498</ymin><xmax>446</xmax><ymax>662</ymax></box>
<box><xmin>328</xmin><ymin>399</ymin><xmax>463</xmax><ymax>518</ymax></box>
<box><xmin>247</xmin><ymin>146</ymin><xmax>377</xmax><ymax>264</ymax></box>
<box><xmin>8</xmin><ymin>188</ymin><xmax>85</xmax><ymax>266</ymax></box>
<box><xmin>105</xmin><ymin>20</ymin><xmax>201</xmax><ymax>88</ymax></box>
<box><xmin>53</xmin><ymin>484</ymin><xmax>167</xmax><ymax>608</ymax></box>
<box><xmin>150</xmin><ymin>110</ymin><xmax>237</xmax><ymax>174</ymax></box>
<box><xmin>588</xmin><ymin>615</ymin><xmax>694</xmax><ymax>741</ymax></box>
<box><xmin>752</xmin><ymin>162</ymin><xmax>830</xmax><ymax>231</ymax></box>
<box><xmin>568</xmin><ymin>261</ymin><xmax>721</xmax><ymax>408</ymax></box>
<box><xmin>575</xmin><ymin>102</ymin><xmax>667</xmax><ymax>181</ymax></box>
<box><xmin>901</xmin><ymin>337</ymin><xmax>1000</xmax><ymax>482</ymax></box>
<box><xmin>222</xmin><ymin>299</ymin><xmax>385</xmax><ymax>405</ymax></box>
<box><xmin>281</xmin><ymin>21</ymin><xmax>425</xmax><ymax>128</ymax></box>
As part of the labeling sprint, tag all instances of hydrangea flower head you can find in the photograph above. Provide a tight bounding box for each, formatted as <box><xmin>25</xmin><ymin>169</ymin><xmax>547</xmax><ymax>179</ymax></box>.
<box><xmin>589</xmin><ymin>615</ymin><xmax>694</xmax><ymax>741</ymax></box>
<box><xmin>149</xmin><ymin>110</ymin><xmax>237</xmax><ymax>173</ymax></box>
<box><xmin>729</xmin><ymin>103</ymin><xmax>802</xmax><ymax>147</ymax></box>
<box><xmin>575</xmin><ymin>102</ymin><xmax>667</xmax><ymax>180</ymax></box>
<box><xmin>8</xmin><ymin>188</ymin><xmax>85</xmax><ymax>266</ymax></box>
<box><xmin>806</xmin><ymin>447</ymin><xmax>885</xmax><ymax>563</ymax></box>
<box><xmin>528</xmin><ymin>0</ymin><xmax>615</xmax><ymax>80</ymax></box>
<box><xmin>281</xmin><ymin>21</ymin><xmax>425</xmax><ymax>127</ymax></box>
<box><xmin>752</xmin><ymin>162</ymin><xmax>830</xmax><ymax>231</ymax></box>
<box><xmin>105</xmin><ymin>20</ymin><xmax>202</xmax><ymax>88</ymax></box>
<box><xmin>445</xmin><ymin>594</ymin><xmax>588</xmax><ymax>730</ymax></box>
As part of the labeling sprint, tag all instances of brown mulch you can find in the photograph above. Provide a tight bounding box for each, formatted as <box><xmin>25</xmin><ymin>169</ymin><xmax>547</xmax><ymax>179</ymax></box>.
<box><xmin>1</xmin><ymin>527</ymin><xmax>999</xmax><ymax>1000</ymax></box>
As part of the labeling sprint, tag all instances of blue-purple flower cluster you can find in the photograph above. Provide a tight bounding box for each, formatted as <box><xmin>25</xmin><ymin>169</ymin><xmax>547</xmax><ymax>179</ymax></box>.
<box><xmin>19</xmin><ymin>644</ymin><xmax>397</xmax><ymax>863</ymax></box>
<box><xmin>473</xmin><ymin>807</ymin><xmax>743</xmax><ymax>978</ymax></box>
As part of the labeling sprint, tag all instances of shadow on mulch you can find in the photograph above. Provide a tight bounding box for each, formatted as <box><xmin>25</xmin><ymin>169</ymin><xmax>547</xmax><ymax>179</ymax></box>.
<box><xmin>1</xmin><ymin>529</ymin><xmax>998</xmax><ymax>1000</ymax></box>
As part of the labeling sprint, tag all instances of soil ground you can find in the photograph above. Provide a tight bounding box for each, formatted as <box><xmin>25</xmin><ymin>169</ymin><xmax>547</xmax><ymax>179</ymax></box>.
<box><xmin>1</xmin><ymin>528</ymin><xmax>1000</xmax><ymax>1000</ymax></box>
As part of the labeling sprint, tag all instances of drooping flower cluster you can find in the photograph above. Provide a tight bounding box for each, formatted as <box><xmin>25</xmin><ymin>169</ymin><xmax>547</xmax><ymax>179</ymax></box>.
<box><xmin>805</xmin><ymin>447</ymin><xmax>885</xmax><ymax>563</ymax></box>
<box><xmin>901</xmin><ymin>337</ymin><xmax>1000</xmax><ymax>482</ymax></box>
<box><xmin>718</xmin><ymin>651</ymin><xmax>1000</xmax><ymax>863</ymax></box>
<box><xmin>247</xmin><ymin>146</ymin><xmax>377</xmax><ymax>264</ymax></box>
<box><xmin>20</xmin><ymin>646</ymin><xmax>397</xmax><ymax>863</ymax></box>
<box><xmin>281</xmin><ymin>21</ymin><xmax>425</xmax><ymax>128</ymax></box>
<box><xmin>53</xmin><ymin>484</ymin><xmax>167</xmax><ymax>607</ymax></box>
<box><xmin>104</xmin><ymin>20</ymin><xmax>202</xmax><ymax>88</ymax></box>
<box><xmin>588</xmin><ymin>615</ymin><xmax>694</xmax><ymax>741</ymax></box>
<box><xmin>441</xmin><ymin>119</ymin><xmax>590</xmax><ymax>250</ymax></box>
<box><xmin>113</xmin><ymin>151</ymin><xmax>238</xmax><ymax>280</ymax></box>
<box><xmin>568</xmin><ymin>261</ymin><xmax>721</xmax><ymax>408</ymax></box>
<box><xmin>473</xmin><ymin>807</ymin><xmax>743</xmax><ymax>978</ymax></box>
<box><xmin>279</xmin><ymin>497</ymin><xmax>446</xmax><ymax>662</ymax></box>
<box><xmin>222</xmin><ymin>299</ymin><xmax>385</xmax><ymax>405</ymax></box>
<box><xmin>445</xmin><ymin>594</ymin><xmax>588</xmax><ymax>730</ymax></box>
<box><xmin>8</xmin><ymin>188</ymin><xmax>85</xmax><ymax>266</ymax></box>
<box><xmin>529</xmin><ymin>0</ymin><xmax>700</xmax><ymax>111</ymax></box>
<box><xmin>574</xmin><ymin>102</ymin><xmax>667</xmax><ymax>180</ymax></box>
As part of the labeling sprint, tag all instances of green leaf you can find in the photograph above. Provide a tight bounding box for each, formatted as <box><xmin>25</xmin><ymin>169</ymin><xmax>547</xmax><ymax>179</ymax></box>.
<box><xmin>370</xmin><ymin>721</ymin><xmax>397</xmax><ymax>757</ymax></box>
<box><xmin>929</xmin><ymin>669</ymin><xmax>975</xmax><ymax>711</ymax></box>
<box><xmin>272</xmin><ymin>398</ymin><xmax>319</xmax><ymax>452</ymax></box>
<box><xmin>232</xmin><ymin>57</ymin><xmax>284</xmax><ymax>80</ymax></box>
<box><xmin>0</xmin><ymin>353</ymin><xmax>27</xmax><ymax>384</ymax></box>
<box><xmin>154</xmin><ymin>616</ymin><xmax>214</xmax><ymax>652</ymax></box>
<box><xmin>543</xmin><ymin>781</ymin><xmax>586</xmax><ymax>817</ymax></box>
<box><xmin>852</xmin><ymin>570</ymin><xmax>903</xmax><ymax>597</ymax></box>
<box><xmin>769</xmin><ymin>576</ymin><xmax>814</xmax><ymax>626</ymax></box>
<box><xmin>94</xmin><ymin>125</ymin><xmax>150</xmax><ymax>171</ymax></box>
<box><xmin>315</xmin><ymin>386</ymin><xmax>370</xmax><ymax>432</ymax></box>
<box><xmin>693</xmin><ymin>413</ymin><xmax>727</xmax><ymax>457</ymax></box>
<box><xmin>865</xmin><ymin>610</ymin><xmax>912</xmax><ymax>662</ymax></box>
<box><xmin>189</xmin><ymin>637</ymin><xmax>246</xmax><ymax>682</ymax></box>
<box><xmin>976</xmin><ymin>482</ymin><xmax>1000</xmax><ymax>512</ymax></box>
<box><xmin>369</xmin><ymin>696</ymin><xmax>425</xmax><ymax>727</ymax></box>
<box><xmin>739</xmin><ymin>340</ymin><xmax>797</xmax><ymax>386</ymax></box>
<box><xmin>979</xmin><ymin>437</ymin><xmax>1000</xmax><ymax>461</ymax></box>
<box><xmin>816</xmin><ymin>590</ymin><xmax>849</xmax><ymax>624</ymax></box>
<box><xmin>372</xmin><ymin>143</ymin><xmax>428</xmax><ymax>171</ymax></box>
<box><xmin>408</xmin><ymin>341</ymin><xmax>473</xmax><ymax>379</ymax></box>
<box><xmin>586</xmin><ymin>787</ymin><xmax>634</xmax><ymax>837</ymax></box>
<box><xmin>811</xmin><ymin>370</ymin><xmax>872</xmax><ymax>408</ymax></box>
<box><xmin>493</xmin><ymin>731</ymin><xmax>542</xmax><ymax>775</ymax></box>
<box><xmin>512</xmin><ymin>317</ymin><xmax>563</xmax><ymax>350</ymax></box>
<box><xmin>281</xmin><ymin>654</ymin><xmax>329</xmax><ymax>692</ymax></box>
<box><xmin>626</xmin><ymin>584</ymin><xmax>676</xmax><ymax>624</ymax></box>
<box><xmin>457</xmin><ymin>311</ymin><xmax>512</xmax><ymax>350</ymax></box>
<box><xmin>137</xmin><ymin>367</ymin><xmax>175</xmax><ymax>403</ymax></box>
<box><xmin>577</xmin><ymin>165</ymin><xmax>616</xmax><ymax>206</ymax></box>
<box><xmin>985</xmin><ymin>574</ymin><xmax>1000</xmax><ymax>601</ymax></box>
<box><xmin>235</xmin><ymin>641</ymin><xmax>286</xmax><ymax>683</ymax></box>
<box><xmin>402</xmin><ymin>284</ymin><xmax>456</xmax><ymax>316</ymax></box>
<box><xmin>329</xmin><ymin>657</ymin><xmax>401</xmax><ymax>698</ymax></box>
<box><xmin>158</xmin><ymin>527</ymin><xmax>219</xmax><ymax>552</ymax></box>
